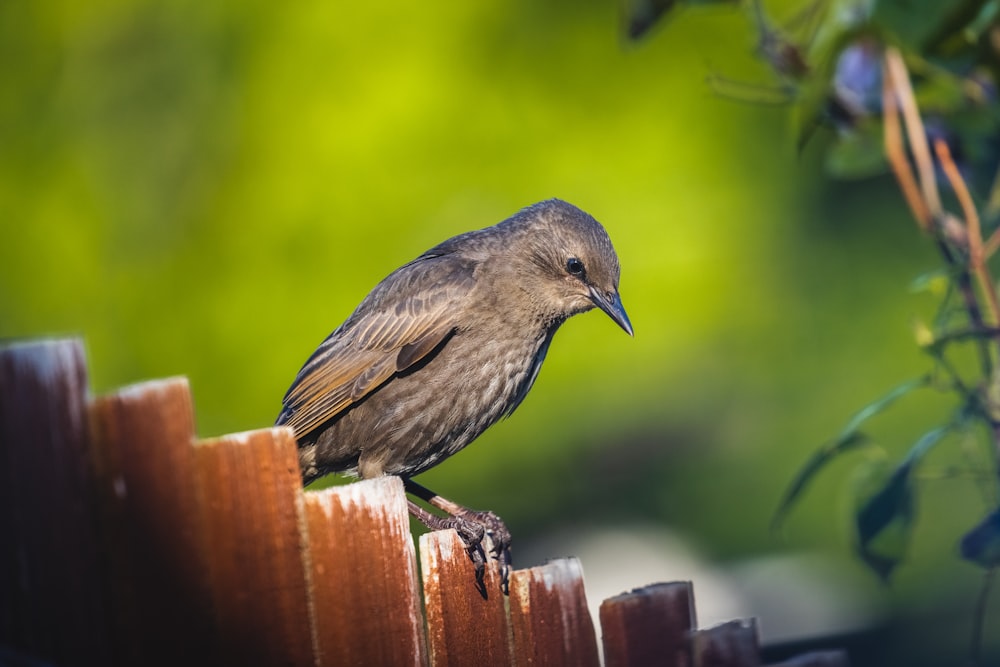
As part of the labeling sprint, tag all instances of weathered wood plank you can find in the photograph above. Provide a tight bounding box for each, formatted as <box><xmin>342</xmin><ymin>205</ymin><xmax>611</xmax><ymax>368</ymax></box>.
<box><xmin>0</xmin><ymin>339</ymin><xmax>110</xmax><ymax>665</ymax></box>
<box><xmin>692</xmin><ymin>619</ymin><xmax>760</xmax><ymax>667</ymax></box>
<box><xmin>305</xmin><ymin>477</ymin><xmax>426</xmax><ymax>666</ymax></box>
<box><xmin>419</xmin><ymin>529</ymin><xmax>511</xmax><ymax>666</ymax></box>
<box><xmin>600</xmin><ymin>581</ymin><xmax>695</xmax><ymax>667</ymax></box>
<box><xmin>89</xmin><ymin>377</ymin><xmax>213</xmax><ymax>666</ymax></box>
<box><xmin>509</xmin><ymin>558</ymin><xmax>600</xmax><ymax>667</ymax></box>
<box><xmin>194</xmin><ymin>427</ymin><xmax>317</xmax><ymax>667</ymax></box>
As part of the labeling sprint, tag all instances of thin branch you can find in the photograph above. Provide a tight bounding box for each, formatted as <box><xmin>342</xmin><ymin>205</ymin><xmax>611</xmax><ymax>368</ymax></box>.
<box><xmin>936</xmin><ymin>237</ymin><xmax>994</xmax><ymax>379</ymax></box>
<box><xmin>929</xmin><ymin>326</ymin><xmax>1000</xmax><ymax>347</ymax></box>
<box><xmin>885</xmin><ymin>48</ymin><xmax>943</xmax><ymax>220</ymax></box>
<box><xmin>937</xmin><ymin>140</ymin><xmax>984</xmax><ymax>267</ymax></box>
<box><xmin>705</xmin><ymin>74</ymin><xmax>797</xmax><ymax>106</ymax></box>
<box><xmin>985</xmin><ymin>227</ymin><xmax>1000</xmax><ymax>259</ymax></box>
<box><xmin>929</xmin><ymin>330</ymin><xmax>977</xmax><ymax>400</ymax></box>
<box><xmin>935</xmin><ymin>139</ymin><xmax>1000</xmax><ymax>327</ymax></box>
<box><xmin>882</xmin><ymin>55</ymin><xmax>931</xmax><ymax>230</ymax></box>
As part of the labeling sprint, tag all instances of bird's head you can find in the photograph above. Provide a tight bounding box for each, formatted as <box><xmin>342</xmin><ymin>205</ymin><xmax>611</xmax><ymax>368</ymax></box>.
<box><xmin>503</xmin><ymin>199</ymin><xmax>633</xmax><ymax>336</ymax></box>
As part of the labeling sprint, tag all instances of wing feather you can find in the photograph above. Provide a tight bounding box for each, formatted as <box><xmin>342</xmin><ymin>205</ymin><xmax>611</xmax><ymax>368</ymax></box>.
<box><xmin>278</xmin><ymin>255</ymin><xmax>475</xmax><ymax>439</ymax></box>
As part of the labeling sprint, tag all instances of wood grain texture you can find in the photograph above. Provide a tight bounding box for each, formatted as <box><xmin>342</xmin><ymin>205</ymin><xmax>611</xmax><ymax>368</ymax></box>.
<box><xmin>509</xmin><ymin>558</ymin><xmax>600</xmax><ymax>667</ymax></box>
<box><xmin>305</xmin><ymin>477</ymin><xmax>426</xmax><ymax>666</ymax></box>
<box><xmin>0</xmin><ymin>338</ymin><xmax>110</xmax><ymax>665</ymax></box>
<box><xmin>89</xmin><ymin>377</ymin><xmax>213</xmax><ymax>666</ymax></box>
<box><xmin>194</xmin><ymin>427</ymin><xmax>317</xmax><ymax>667</ymax></box>
<box><xmin>600</xmin><ymin>581</ymin><xmax>696</xmax><ymax>667</ymax></box>
<box><xmin>419</xmin><ymin>529</ymin><xmax>511</xmax><ymax>666</ymax></box>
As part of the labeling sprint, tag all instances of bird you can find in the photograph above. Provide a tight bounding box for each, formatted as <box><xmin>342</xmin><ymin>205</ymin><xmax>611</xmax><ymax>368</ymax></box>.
<box><xmin>276</xmin><ymin>198</ymin><xmax>632</xmax><ymax>593</ymax></box>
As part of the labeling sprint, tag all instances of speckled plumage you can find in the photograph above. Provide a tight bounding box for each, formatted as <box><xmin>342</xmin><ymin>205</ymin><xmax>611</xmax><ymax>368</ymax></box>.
<box><xmin>276</xmin><ymin>198</ymin><xmax>631</xmax><ymax>486</ymax></box>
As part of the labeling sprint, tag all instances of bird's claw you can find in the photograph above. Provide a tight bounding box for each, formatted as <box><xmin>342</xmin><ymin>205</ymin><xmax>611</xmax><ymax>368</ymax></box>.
<box><xmin>448</xmin><ymin>518</ymin><xmax>489</xmax><ymax>592</ymax></box>
<box><xmin>406</xmin><ymin>494</ymin><xmax>512</xmax><ymax>595</ymax></box>
<box><xmin>456</xmin><ymin>509</ymin><xmax>512</xmax><ymax>595</ymax></box>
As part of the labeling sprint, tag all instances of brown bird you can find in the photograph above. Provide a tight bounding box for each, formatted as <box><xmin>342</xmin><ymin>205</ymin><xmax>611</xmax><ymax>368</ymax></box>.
<box><xmin>276</xmin><ymin>198</ymin><xmax>631</xmax><ymax>592</ymax></box>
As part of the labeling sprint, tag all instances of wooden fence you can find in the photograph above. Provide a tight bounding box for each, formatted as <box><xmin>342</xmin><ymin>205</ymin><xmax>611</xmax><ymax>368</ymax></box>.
<box><xmin>0</xmin><ymin>338</ymin><xmax>849</xmax><ymax>666</ymax></box>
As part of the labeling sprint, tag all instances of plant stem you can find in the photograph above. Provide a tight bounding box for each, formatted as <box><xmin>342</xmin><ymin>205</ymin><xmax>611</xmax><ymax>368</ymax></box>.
<box><xmin>882</xmin><ymin>55</ymin><xmax>931</xmax><ymax>229</ymax></box>
<box><xmin>935</xmin><ymin>140</ymin><xmax>1000</xmax><ymax>328</ymax></box>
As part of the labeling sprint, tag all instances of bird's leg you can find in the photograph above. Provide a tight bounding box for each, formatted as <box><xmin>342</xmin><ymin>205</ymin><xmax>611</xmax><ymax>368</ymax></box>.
<box><xmin>406</xmin><ymin>498</ymin><xmax>489</xmax><ymax>592</ymax></box>
<box><xmin>403</xmin><ymin>478</ymin><xmax>512</xmax><ymax>595</ymax></box>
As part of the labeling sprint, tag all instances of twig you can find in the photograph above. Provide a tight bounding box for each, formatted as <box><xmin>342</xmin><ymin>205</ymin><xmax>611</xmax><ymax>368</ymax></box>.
<box><xmin>939</xmin><ymin>238</ymin><xmax>993</xmax><ymax>380</ymax></box>
<box><xmin>937</xmin><ymin>141</ymin><xmax>984</xmax><ymax>267</ymax></box>
<box><xmin>935</xmin><ymin>139</ymin><xmax>1000</xmax><ymax>327</ymax></box>
<box><xmin>881</xmin><ymin>55</ymin><xmax>930</xmax><ymax>230</ymax></box>
<box><xmin>882</xmin><ymin>50</ymin><xmax>995</xmax><ymax>379</ymax></box>
<box><xmin>885</xmin><ymin>48</ymin><xmax>943</xmax><ymax>220</ymax></box>
<box><xmin>985</xmin><ymin>227</ymin><xmax>1000</xmax><ymax>259</ymax></box>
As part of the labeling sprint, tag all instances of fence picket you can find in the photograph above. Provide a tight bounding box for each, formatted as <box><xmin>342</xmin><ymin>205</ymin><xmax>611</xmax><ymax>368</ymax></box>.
<box><xmin>193</xmin><ymin>427</ymin><xmax>317</xmax><ymax>667</ymax></box>
<box><xmin>692</xmin><ymin>619</ymin><xmax>761</xmax><ymax>667</ymax></box>
<box><xmin>89</xmin><ymin>377</ymin><xmax>213</xmax><ymax>665</ymax></box>
<box><xmin>600</xmin><ymin>581</ymin><xmax>696</xmax><ymax>667</ymax></box>
<box><xmin>305</xmin><ymin>477</ymin><xmax>427</xmax><ymax>666</ymax></box>
<box><xmin>509</xmin><ymin>558</ymin><xmax>600</xmax><ymax>667</ymax></box>
<box><xmin>0</xmin><ymin>339</ymin><xmax>110</xmax><ymax>665</ymax></box>
<box><xmin>419</xmin><ymin>529</ymin><xmax>512</xmax><ymax>666</ymax></box>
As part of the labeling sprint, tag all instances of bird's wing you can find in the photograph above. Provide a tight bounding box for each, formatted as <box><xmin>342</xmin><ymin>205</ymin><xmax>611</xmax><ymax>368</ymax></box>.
<box><xmin>279</xmin><ymin>256</ymin><xmax>476</xmax><ymax>439</ymax></box>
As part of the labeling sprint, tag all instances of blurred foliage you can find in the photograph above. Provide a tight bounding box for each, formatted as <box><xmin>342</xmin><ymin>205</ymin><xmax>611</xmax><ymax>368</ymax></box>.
<box><xmin>771</xmin><ymin>376</ymin><xmax>929</xmax><ymax>534</ymax></box>
<box><xmin>626</xmin><ymin>0</ymin><xmax>1000</xmax><ymax>660</ymax></box>
<box><xmin>3</xmin><ymin>0</ymin><xmax>1000</xmax><ymax>663</ymax></box>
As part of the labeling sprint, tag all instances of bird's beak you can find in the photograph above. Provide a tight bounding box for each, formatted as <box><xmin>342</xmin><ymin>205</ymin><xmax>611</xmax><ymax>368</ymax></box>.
<box><xmin>589</xmin><ymin>286</ymin><xmax>633</xmax><ymax>337</ymax></box>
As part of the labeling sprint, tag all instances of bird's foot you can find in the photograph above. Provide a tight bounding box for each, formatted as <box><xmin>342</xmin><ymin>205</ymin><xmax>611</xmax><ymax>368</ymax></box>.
<box><xmin>404</xmin><ymin>480</ymin><xmax>512</xmax><ymax>595</ymax></box>
<box><xmin>447</xmin><ymin>515</ymin><xmax>491</xmax><ymax>594</ymax></box>
<box><xmin>454</xmin><ymin>509</ymin><xmax>511</xmax><ymax>594</ymax></box>
<box><xmin>407</xmin><ymin>501</ymin><xmax>490</xmax><ymax>591</ymax></box>
<box><xmin>406</xmin><ymin>500</ymin><xmax>511</xmax><ymax>595</ymax></box>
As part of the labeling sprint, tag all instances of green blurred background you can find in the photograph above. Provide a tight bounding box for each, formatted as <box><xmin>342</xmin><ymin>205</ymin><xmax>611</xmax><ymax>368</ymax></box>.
<box><xmin>2</xmin><ymin>0</ymin><xmax>995</xmax><ymax>663</ymax></box>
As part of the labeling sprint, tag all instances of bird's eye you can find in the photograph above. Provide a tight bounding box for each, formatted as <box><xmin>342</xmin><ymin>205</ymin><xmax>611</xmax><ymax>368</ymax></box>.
<box><xmin>566</xmin><ymin>257</ymin><xmax>585</xmax><ymax>276</ymax></box>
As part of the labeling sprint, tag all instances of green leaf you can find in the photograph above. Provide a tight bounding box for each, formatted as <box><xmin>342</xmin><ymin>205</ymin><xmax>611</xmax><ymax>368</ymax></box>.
<box><xmin>852</xmin><ymin>457</ymin><xmax>915</xmax><ymax>581</ymax></box>
<box><xmin>909</xmin><ymin>270</ymin><xmax>949</xmax><ymax>295</ymax></box>
<box><xmin>922</xmin><ymin>0</ymin><xmax>997</xmax><ymax>57</ymax></box>
<box><xmin>911</xmin><ymin>65</ymin><xmax>969</xmax><ymax>116</ymax></box>
<box><xmin>824</xmin><ymin>123</ymin><xmax>887</xmax><ymax>179</ymax></box>
<box><xmin>853</xmin><ymin>426</ymin><xmax>950</xmax><ymax>580</ymax></box>
<box><xmin>872</xmin><ymin>0</ymin><xmax>975</xmax><ymax>51</ymax></box>
<box><xmin>772</xmin><ymin>377</ymin><xmax>930</xmax><ymax>532</ymax></box>
<box><xmin>961</xmin><ymin>507</ymin><xmax>1000</xmax><ymax>568</ymax></box>
<box><xmin>903</xmin><ymin>423</ymin><xmax>952</xmax><ymax>464</ymax></box>
<box><xmin>772</xmin><ymin>431</ymin><xmax>870</xmax><ymax>532</ymax></box>
<box><xmin>620</xmin><ymin>0</ymin><xmax>739</xmax><ymax>40</ymax></box>
<box><xmin>839</xmin><ymin>377</ymin><xmax>931</xmax><ymax>440</ymax></box>
<box><xmin>620</xmin><ymin>0</ymin><xmax>679</xmax><ymax>40</ymax></box>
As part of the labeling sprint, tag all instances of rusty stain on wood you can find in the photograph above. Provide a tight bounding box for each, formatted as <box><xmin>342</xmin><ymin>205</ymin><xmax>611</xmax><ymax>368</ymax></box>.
<box><xmin>305</xmin><ymin>477</ymin><xmax>426</xmax><ymax>666</ymax></box>
<box><xmin>0</xmin><ymin>339</ymin><xmax>111</xmax><ymax>665</ymax></box>
<box><xmin>89</xmin><ymin>377</ymin><xmax>213</xmax><ymax>665</ymax></box>
<box><xmin>419</xmin><ymin>529</ymin><xmax>511</xmax><ymax>666</ymax></box>
<box><xmin>509</xmin><ymin>558</ymin><xmax>600</xmax><ymax>667</ymax></box>
<box><xmin>692</xmin><ymin>618</ymin><xmax>760</xmax><ymax>667</ymax></box>
<box><xmin>194</xmin><ymin>427</ymin><xmax>317</xmax><ymax>667</ymax></box>
<box><xmin>600</xmin><ymin>581</ymin><xmax>696</xmax><ymax>667</ymax></box>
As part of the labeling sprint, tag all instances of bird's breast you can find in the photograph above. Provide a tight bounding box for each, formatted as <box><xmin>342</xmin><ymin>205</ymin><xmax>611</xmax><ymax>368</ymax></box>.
<box><xmin>314</xmin><ymin>320</ymin><xmax>555</xmax><ymax>478</ymax></box>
